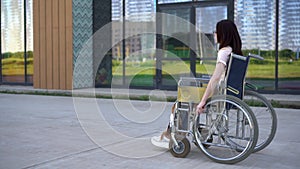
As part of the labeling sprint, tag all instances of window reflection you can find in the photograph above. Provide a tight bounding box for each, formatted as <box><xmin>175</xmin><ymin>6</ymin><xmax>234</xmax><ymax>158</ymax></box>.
<box><xmin>1</xmin><ymin>0</ymin><xmax>33</xmax><ymax>84</ymax></box>
<box><xmin>1</xmin><ymin>0</ymin><xmax>25</xmax><ymax>83</ymax></box>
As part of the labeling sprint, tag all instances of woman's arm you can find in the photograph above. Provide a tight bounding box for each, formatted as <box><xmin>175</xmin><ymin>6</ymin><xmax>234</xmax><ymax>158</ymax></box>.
<box><xmin>196</xmin><ymin>62</ymin><xmax>226</xmax><ymax>113</ymax></box>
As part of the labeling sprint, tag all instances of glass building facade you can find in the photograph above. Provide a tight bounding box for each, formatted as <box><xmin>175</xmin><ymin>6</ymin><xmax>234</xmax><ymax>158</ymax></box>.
<box><xmin>234</xmin><ymin>0</ymin><xmax>300</xmax><ymax>91</ymax></box>
<box><xmin>1</xmin><ymin>0</ymin><xmax>300</xmax><ymax>93</ymax></box>
<box><xmin>1</xmin><ymin>0</ymin><xmax>33</xmax><ymax>84</ymax></box>
<box><xmin>279</xmin><ymin>0</ymin><xmax>300</xmax><ymax>51</ymax></box>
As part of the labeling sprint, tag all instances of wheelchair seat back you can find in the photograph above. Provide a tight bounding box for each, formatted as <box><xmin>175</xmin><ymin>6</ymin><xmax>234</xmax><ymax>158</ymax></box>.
<box><xmin>225</xmin><ymin>54</ymin><xmax>250</xmax><ymax>100</ymax></box>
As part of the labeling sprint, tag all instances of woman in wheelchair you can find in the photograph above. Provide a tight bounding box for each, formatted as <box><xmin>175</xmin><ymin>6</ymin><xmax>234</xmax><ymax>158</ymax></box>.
<box><xmin>151</xmin><ymin>19</ymin><xmax>243</xmax><ymax>149</ymax></box>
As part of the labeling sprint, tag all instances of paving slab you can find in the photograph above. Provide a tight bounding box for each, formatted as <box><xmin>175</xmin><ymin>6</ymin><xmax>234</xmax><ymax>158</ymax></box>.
<box><xmin>0</xmin><ymin>94</ymin><xmax>300</xmax><ymax>169</ymax></box>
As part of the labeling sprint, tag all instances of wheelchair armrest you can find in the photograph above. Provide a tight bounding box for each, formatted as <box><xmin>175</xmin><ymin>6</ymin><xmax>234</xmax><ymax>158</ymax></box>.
<box><xmin>245</xmin><ymin>82</ymin><xmax>259</xmax><ymax>91</ymax></box>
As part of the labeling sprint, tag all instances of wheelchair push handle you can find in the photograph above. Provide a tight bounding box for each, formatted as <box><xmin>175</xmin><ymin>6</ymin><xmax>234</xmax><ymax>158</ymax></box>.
<box><xmin>231</xmin><ymin>53</ymin><xmax>264</xmax><ymax>61</ymax></box>
<box><xmin>231</xmin><ymin>53</ymin><xmax>247</xmax><ymax>61</ymax></box>
<box><xmin>248</xmin><ymin>53</ymin><xmax>264</xmax><ymax>60</ymax></box>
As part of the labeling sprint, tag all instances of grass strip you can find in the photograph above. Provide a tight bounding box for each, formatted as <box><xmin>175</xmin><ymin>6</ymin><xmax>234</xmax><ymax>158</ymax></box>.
<box><xmin>0</xmin><ymin>90</ymin><xmax>298</xmax><ymax>109</ymax></box>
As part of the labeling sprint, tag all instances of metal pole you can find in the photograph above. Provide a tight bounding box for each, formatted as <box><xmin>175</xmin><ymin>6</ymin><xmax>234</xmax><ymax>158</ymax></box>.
<box><xmin>275</xmin><ymin>0</ymin><xmax>279</xmax><ymax>91</ymax></box>
<box><xmin>155</xmin><ymin>0</ymin><xmax>162</xmax><ymax>89</ymax></box>
<box><xmin>122</xmin><ymin>0</ymin><xmax>126</xmax><ymax>86</ymax></box>
<box><xmin>228</xmin><ymin>0</ymin><xmax>234</xmax><ymax>22</ymax></box>
<box><xmin>190</xmin><ymin>6</ymin><xmax>196</xmax><ymax>77</ymax></box>
<box><xmin>24</xmin><ymin>0</ymin><xmax>28</xmax><ymax>84</ymax></box>
<box><xmin>0</xmin><ymin>0</ymin><xmax>2</xmax><ymax>83</ymax></box>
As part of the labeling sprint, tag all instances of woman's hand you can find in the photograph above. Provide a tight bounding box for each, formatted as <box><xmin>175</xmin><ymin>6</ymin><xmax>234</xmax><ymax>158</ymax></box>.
<box><xmin>196</xmin><ymin>100</ymin><xmax>206</xmax><ymax>114</ymax></box>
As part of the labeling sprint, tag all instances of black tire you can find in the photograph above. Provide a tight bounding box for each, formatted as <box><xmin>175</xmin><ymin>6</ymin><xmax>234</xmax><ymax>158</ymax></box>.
<box><xmin>169</xmin><ymin>137</ymin><xmax>191</xmax><ymax>158</ymax></box>
<box><xmin>244</xmin><ymin>90</ymin><xmax>277</xmax><ymax>152</ymax></box>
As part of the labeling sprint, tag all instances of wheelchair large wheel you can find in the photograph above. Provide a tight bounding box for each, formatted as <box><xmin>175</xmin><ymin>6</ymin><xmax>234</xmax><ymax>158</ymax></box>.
<box><xmin>194</xmin><ymin>95</ymin><xmax>258</xmax><ymax>164</ymax></box>
<box><xmin>244</xmin><ymin>90</ymin><xmax>277</xmax><ymax>152</ymax></box>
<box><xmin>169</xmin><ymin>137</ymin><xmax>191</xmax><ymax>158</ymax></box>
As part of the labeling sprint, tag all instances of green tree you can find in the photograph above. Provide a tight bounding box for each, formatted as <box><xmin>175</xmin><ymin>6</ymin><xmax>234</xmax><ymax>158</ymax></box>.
<box><xmin>279</xmin><ymin>49</ymin><xmax>294</xmax><ymax>60</ymax></box>
<box><xmin>2</xmin><ymin>52</ymin><xmax>13</xmax><ymax>59</ymax></box>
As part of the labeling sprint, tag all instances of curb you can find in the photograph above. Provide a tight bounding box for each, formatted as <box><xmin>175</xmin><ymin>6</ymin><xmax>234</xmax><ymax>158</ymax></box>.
<box><xmin>0</xmin><ymin>85</ymin><xmax>299</xmax><ymax>109</ymax></box>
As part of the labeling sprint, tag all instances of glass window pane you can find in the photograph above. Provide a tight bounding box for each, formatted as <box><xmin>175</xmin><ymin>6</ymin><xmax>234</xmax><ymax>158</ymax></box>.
<box><xmin>111</xmin><ymin>20</ymin><xmax>124</xmax><ymax>86</ymax></box>
<box><xmin>195</xmin><ymin>6</ymin><xmax>227</xmax><ymax>76</ymax></box>
<box><xmin>125</xmin><ymin>0</ymin><xmax>155</xmax><ymax>22</ymax></box>
<box><xmin>162</xmin><ymin>60</ymin><xmax>190</xmax><ymax>86</ymax></box>
<box><xmin>26</xmin><ymin>0</ymin><xmax>33</xmax><ymax>83</ymax></box>
<box><xmin>1</xmin><ymin>0</ymin><xmax>25</xmax><ymax>83</ymax></box>
<box><xmin>124</xmin><ymin>24</ymin><xmax>156</xmax><ymax>87</ymax></box>
<box><xmin>196</xmin><ymin>6</ymin><xmax>227</xmax><ymax>34</ymax></box>
<box><xmin>159</xmin><ymin>7</ymin><xmax>192</xmax><ymax>88</ymax></box>
<box><xmin>246</xmin><ymin>49</ymin><xmax>276</xmax><ymax>90</ymax></box>
<box><xmin>112</xmin><ymin>0</ymin><xmax>123</xmax><ymax>21</ymax></box>
<box><xmin>161</xmin><ymin>8</ymin><xmax>191</xmax><ymax>59</ymax></box>
<box><xmin>278</xmin><ymin>0</ymin><xmax>300</xmax><ymax>91</ymax></box>
<box><xmin>125</xmin><ymin>0</ymin><xmax>156</xmax><ymax>87</ymax></box>
<box><xmin>111</xmin><ymin>0</ymin><xmax>157</xmax><ymax>87</ymax></box>
<box><xmin>125</xmin><ymin>46</ymin><xmax>156</xmax><ymax>87</ymax></box>
<box><xmin>235</xmin><ymin>0</ymin><xmax>276</xmax><ymax>91</ymax></box>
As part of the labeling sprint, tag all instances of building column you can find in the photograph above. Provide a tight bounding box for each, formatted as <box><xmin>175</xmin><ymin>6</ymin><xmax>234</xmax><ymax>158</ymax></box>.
<box><xmin>33</xmin><ymin>0</ymin><xmax>111</xmax><ymax>90</ymax></box>
<box><xmin>72</xmin><ymin>0</ymin><xmax>94</xmax><ymax>89</ymax></box>
<box><xmin>33</xmin><ymin>0</ymin><xmax>73</xmax><ymax>90</ymax></box>
<box><xmin>93</xmin><ymin>0</ymin><xmax>112</xmax><ymax>87</ymax></box>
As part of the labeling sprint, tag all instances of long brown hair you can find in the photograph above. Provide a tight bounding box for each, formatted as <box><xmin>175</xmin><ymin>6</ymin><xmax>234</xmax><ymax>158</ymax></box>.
<box><xmin>216</xmin><ymin>20</ymin><xmax>243</xmax><ymax>55</ymax></box>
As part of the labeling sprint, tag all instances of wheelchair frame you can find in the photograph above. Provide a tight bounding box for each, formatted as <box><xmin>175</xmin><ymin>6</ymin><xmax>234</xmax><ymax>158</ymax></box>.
<box><xmin>169</xmin><ymin>53</ymin><xmax>277</xmax><ymax>164</ymax></box>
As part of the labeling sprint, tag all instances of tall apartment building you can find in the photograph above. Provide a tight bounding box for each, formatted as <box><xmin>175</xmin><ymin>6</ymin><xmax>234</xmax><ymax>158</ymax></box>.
<box><xmin>1</xmin><ymin>0</ymin><xmax>24</xmax><ymax>53</ymax></box>
<box><xmin>1</xmin><ymin>0</ymin><xmax>33</xmax><ymax>53</ymax></box>
<box><xmin>112</xmin><ymin>0</ymin><xmax>122</xmax><ymax>21</ymax></box>
<box><xmin>126</xmin><ymin>0</ymin><xmax>155</xmax><ymax>21</ymax></box>
<box><xmin>112</xmin><ymin>0</ymin><xmax>155</xmax><ymax>21</ymax></box>
<box><xmin>234</xmin><ymin>0</ymin><xmax>276</xmax><ymax>50</ymax></box>
<box><xmin>235</xmin><ymin>0</ymin><xmax>300</xmax><ymax>51</ymax></box>
<box><xmin>111</xmin><ymin>0</ymin><xmax>156</xmax><ymax>58</ymax></box>
<box><xmin>158</xmin><ymin>0</ymin><xmax>190</xmax><ymax>4</ymax></box>
<box><xmin>279</xmin><ymin>0</ymin><xmax>300</xmax><ymax>51</ymax></box>
<box><xmin>113</xmin><ymin>0</ymin><xmax>299</xmax><ymax>51</ymax></box>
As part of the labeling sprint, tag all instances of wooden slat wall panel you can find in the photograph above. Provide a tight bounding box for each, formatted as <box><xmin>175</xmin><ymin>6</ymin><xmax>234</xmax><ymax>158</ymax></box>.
<box><xmin>33</xmin><ymin>0</ymin><xmax>73</xmax><ymax>90</ymax></box>
<box><xmin>46</xmin><ymin>0</ymin><xmax>53</xmax><ymax>89</ymax></box>
<box><xmin>58</xmin><ymin>0</ymin><xmax>66</xmax><ymax>89</ymax></box>
<box><xmin>39</xmin><ymin>0</ymin><xmax>46</xmax><ymax>88</ymax></box>
<box><xmin>52</xmin><ymin>0</ymin><xmax>59</xmax><ymax>89</ymax></box>
<box><xmin>65</xmin><ymin>0</ymin><xmax>73</xmax><ymax>89</ymax></box>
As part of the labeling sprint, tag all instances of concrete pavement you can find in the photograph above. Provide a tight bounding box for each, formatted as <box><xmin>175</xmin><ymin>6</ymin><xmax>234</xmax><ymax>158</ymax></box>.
<box><xmin>0</xmin><ymin>93</ymin><xmax>300</xmax><ymax>169</ymax></box>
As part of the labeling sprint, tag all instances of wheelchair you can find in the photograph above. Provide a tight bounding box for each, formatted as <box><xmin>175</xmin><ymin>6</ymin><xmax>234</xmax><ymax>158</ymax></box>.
<box><xmin>243</xmin><ymin>85</ymin><xmax>277</xmax><ymax>153</ymax></box>
<box><xmin>169</xmin><ymin>53</ymin><xmax>277</xmax><ymax>164</ymax></box>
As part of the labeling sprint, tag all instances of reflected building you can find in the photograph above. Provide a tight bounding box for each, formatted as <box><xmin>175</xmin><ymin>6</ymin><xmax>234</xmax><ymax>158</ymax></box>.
<box><xmin>26</xmin><ymin>0</ymin><xmax>33</xmax><ymax>51</ymax></box>
<box><xmin>235</xmin><ymin>0</ymin><xmax>300</xmax><ymax>51</ymax></box>
<box><xmin>125</xmin><ymin>0</ymin><xmax>155</xmax><ymax>21</ymax></box>
<box><xmin>111</xmin><ymin>0</ymin><xmax>156</xmax><ymax>59</ymax></box>
<box><xmin>279</xmin><ymin>0</ymin><xmax>300</xmax><ymax>51</ymax></box>
<box><xmin>111</xmin><ymin>21</ymin><xmax>155</xmax><ymax>59</ymax></box>
<box><xmin>112</xmin><ymin>0</ymin><xmax>156</xmax><ymax>21</ymax></box>
<box><xmin>112</xmin><ymin>0</ymin><xmax>122</xmax><ymax>21</ymax></box>
<box><xmin>1</xmin><ymin>0</ymin><xmax>24</xmax><ymax>53</ymax></box>
<box><xmin>234</xmin><ymin>0</ymin><xmax>275</xmax><ymax>50</ymax></box>
<box><xmin>158</xmin><ymin>0</ymin><xmax>191</xmax><ymax>4</ymax></box>
<box><xmin>1</xmin><ymin>0</ymin><xmax>300</xmax><ymax>91</ymax></box>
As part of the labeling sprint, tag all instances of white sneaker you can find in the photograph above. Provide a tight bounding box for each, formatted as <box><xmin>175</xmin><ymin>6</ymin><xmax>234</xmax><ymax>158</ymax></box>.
<box><xmin>151</xmin><ymin>135</ymin><xmax>170</xmax><ymax>149</ymax></box>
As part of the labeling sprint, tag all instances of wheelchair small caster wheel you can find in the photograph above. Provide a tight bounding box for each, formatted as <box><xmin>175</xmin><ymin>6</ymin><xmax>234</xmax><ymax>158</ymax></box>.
<box><xmin>169</xmin><ymin>137</ymin><xmax>190</xmax><ymax>158</ymax></box>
